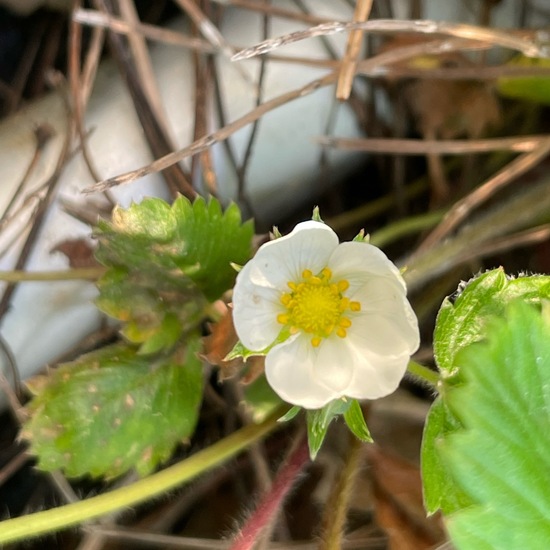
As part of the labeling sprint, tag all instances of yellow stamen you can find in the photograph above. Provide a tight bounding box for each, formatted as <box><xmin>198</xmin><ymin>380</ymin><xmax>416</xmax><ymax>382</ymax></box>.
<box><xmin>277</xmin><ymin>313</ymin><xmax>289</xmax><ymax>324</ymax></box>
<box><xmin>276</xmin><ymin>265</ymin><xmax>361</xmax><ymax>347</ymax></box>
<box><xmin>337</xmin><ymin>280</ymin><xmax>350</xmax><ymax>292</ymax></box>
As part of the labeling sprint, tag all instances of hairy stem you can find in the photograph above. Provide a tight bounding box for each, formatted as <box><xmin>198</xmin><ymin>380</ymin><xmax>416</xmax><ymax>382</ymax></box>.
<box><xmin>319</xmin><ymin>433</ymin><xmax>364</xmax><ymax>550</ymax></box>
<box><xmin>229</xmin><ymin>434</ymin><xmax>310</xmax><ymax>550</ymax></box>
<box><xmin>407</xmin><ymin>360</ymin><xmax>440</xmax><ymax>388</ymax></box>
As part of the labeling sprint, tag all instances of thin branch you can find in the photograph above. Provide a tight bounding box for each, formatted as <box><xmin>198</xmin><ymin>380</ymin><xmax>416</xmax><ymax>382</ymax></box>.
<box><xmin>84</xmin><ymin>71</ymin><xmax>339</xmax><ymax>193</ymax></box>
<box><xmin>73</xmin><ymin>8</ymin><xmax>216</xmax><ymax>52</ymax></box>
<box><xmin>117</xmin><ymin>0</ymin><xmax>173</xmax><ymax>140</ymax></box>
<box><xmin>417</xmin><ymin>143</ymin><xmax>550</xmax><ymax>252</ymax></box>
<box><xmin>318</xmin><ymin>433</ymin><xmax>364</xmax><ymax>550</ymax></box>
<box><xmin>173</xmin><ymin>0</ymin><xmax>251</xmax><ymax>83</ymax></box>
<box><xmin>0</xmin><ymin>268</ymin><xmax>105</xmax><ymax>282</ymax></box>
<box><xmin>210</xmin><ymin>0</ymin><xmax>340</xmax><ymax>26</ymax></box>
<box><xmin>232</xmin><ymin>20</ymin><xmax>550</xmax><ymax>61</ymax></box>
<box><xmin>336</xmin><ymin>0</ymin><xmax>373</xmax><ymax>100</ymax></box>
<box><xmin>0</xmin><ymin>73</ymin><xmax>73</xmax><ymax>322</ymax></box>
<box><xmin>317</xmin><ymin>135</ymin><xmax>550</xmax><ymax>155</ymax></box>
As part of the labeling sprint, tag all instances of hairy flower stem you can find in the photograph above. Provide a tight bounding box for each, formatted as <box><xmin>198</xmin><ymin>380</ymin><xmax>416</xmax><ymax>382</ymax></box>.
<box><xmin>407</xmin><ymin>360</ymin><xmax>440</xmax><ymax>388</ymax></box>
<box><xmin>319</xmin><ymin>432</ymin><xmax>364</xmax><ymax>550</ymax></box>
<box><xmin>0</xmin><ymin>405</ymin><xmax>288</xmax><ymax>545</ymax></box>
<box><xmin>229</xmin><ymin>435</ymin><xmax>310</xmax><ymax>550</ymax></box>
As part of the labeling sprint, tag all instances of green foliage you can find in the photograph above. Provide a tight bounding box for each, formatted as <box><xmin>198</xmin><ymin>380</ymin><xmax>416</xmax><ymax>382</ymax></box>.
<box><xmin>442</xmin><ymin>302</ymin><xmax>550</xmax><ymax>549</ymax></box>
<box><xmin>343</xmin><ymin>400</ymin><xmax>372</xmax><ymax>443</ymax></box>
<box><xmin>95</xmin><ymin>196</ymin><xmax>253</xmax><ymax>353</ymax></box>
<box><xmin>423</xmin><ymin>269</ymin><xmax>550</xmax><ymax>515</ymax></box>
<box><xmin>306</xmin><ymin>399</ymin><xmax>349</xmax><ymax>459</ymax></box>
<box><xmin>421</xmin><ymin>398</ymin><xmax>474</xmax><ymax>515</ymax></box>
<box><xmin>22</xmin><ymin>338</ymin><xmax>203</xmax><ymax>479</ymax></box>
<box><xmin>306</xmin><ymin>398</ymin><xmax>370</xmax><ymax>459</ymax></box>
<box><xmin>434</xmin><ymin>268</ymin><xmax>550</xmax><ymax>377</ymax></box>
<box><xmin>22</xmin><ymin>197</ymin><xmax>253</xmax><ymax>479</ymax></box>
<box><xmin>497</xmin><ymin>55</ymin><xmax>550</xmax><ymax>105</ymax></box>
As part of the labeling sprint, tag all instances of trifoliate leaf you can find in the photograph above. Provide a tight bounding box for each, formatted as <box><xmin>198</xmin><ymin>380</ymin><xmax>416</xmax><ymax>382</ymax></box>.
<box><xmin>22</xmin><ymin>338</ymin><xmax>203</xmax><ymax>479</ymax></box>
<box><xmin>425</xmin><ymin>270</ymin><xmax>550</xmax><ymax>517</ymax></box>
<box><xmin>306</xmin><ymin>399</ymin><xmax>350</xmax><ymax>459</ymax></box>
<box><xmin>497</xmin><ymin>55</ymin><xmax>550</xmax><ymax>105</ymax></box>
<box><xmin>421</xmin><ymin>397</ymin><xmax>474</xmax><ymax>515</ymax></box>
<box><xmin>343</xmin><ymin>400</ymin><xmax>372</xmax><ymax>442</ymax></box>
<box><xmin>170</xmin><ymin>197</ymin><xmax>254</xmax><ymax>301</ymax></box>
<box><xmin>95</xmin><ymin>264</ymin><xmax>203</xmax><ymax>354</ymax></box>
<box><xmin>94</xmin><ymin>197</ymin><xmax>253</xmax><ymax>353</ymax></box>
<box><xmin>441</xmin><ymin>302</ymin><xmax>550</xmax><ymax>549</ymax></box>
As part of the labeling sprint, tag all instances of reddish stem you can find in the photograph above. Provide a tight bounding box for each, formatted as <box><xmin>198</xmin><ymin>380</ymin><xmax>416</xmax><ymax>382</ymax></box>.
<box><xmin>229</xmin><ymin>435</ymin><xmax>310</xmax><ymax>550</ymax></box>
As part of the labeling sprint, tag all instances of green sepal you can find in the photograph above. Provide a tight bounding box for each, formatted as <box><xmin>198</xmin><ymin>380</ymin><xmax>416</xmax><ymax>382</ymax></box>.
<box><xmin>311</xmin><ymin>206</ymin><xmax>323</xmax><ymax>223</ymax></box>
<box><xmin>306</xmin><ymin>398</ymin><xmax>351</xmax><ymax>459</ymax></box>
<box><xmin>271</xmin><ymin>226</ymin><xmax>283</xmax><ymax>239</ymax></box>
<box><xmin>22</xmin><ymin>337</ymin><xmax>204</xmax><ymax>479</ymax></box>
<box><xmin>343</xmin><ymin>399</ymin><xmax>372</xmax><ymax>442</ymax></box>
<box><xmin>352</xmin><ymin>229</ymin><xmax>370</xmax><ymax>243</ymax></box>
<box><xmin>225</xmin><ymin>340</ymin><xmax>266</xmax><ymax>361</ymax></box>
<box><xmin>278</xmin><ymin>406</ymin><xmax>302</xmax><ymax>423</ymax></box>
<box><xmin>225</xmin><ymin>330</ymin><xmax>291</xmax><ymax>362</ymax></box>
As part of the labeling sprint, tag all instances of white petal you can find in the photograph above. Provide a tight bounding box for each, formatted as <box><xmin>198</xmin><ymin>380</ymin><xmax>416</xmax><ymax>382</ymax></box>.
<box><xmin>348</xmin><ymin>278</ymin><xmax>420</xmax><ymax>356</ymax></box>
<box><xmin>328</xmin><ymin>242</ymin><xmax>405</xmax><ymax>294</ymax></box>
<box><xmin>314</xmin><ymin>337</ymin><xmax>355</xmax><ymax>392</ymax></box>
<box><xmin>232</xmin><ymin>260</ymin><xmax>283</xmax><ymax>350</ymax></box>
<box><xmin>249</xmin><ymin>221</ymin><xmax>338</xmax><ymax>288</ymax></box>
<box><xmin>265</xmin><ymin>336</ymin><xmax>338</xmax><ymax>409</ymax></box>
<box><xmin>343</xmin><ymin>350</ymin><xmax>410</xmax><ymax>400</ymax></box>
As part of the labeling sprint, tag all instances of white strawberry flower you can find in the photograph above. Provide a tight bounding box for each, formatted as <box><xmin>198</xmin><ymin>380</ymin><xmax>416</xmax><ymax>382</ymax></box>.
<box><xmin>232</xmin><ymin>220</ymin><xmax>420</xmax><ymax>409</ymax></box>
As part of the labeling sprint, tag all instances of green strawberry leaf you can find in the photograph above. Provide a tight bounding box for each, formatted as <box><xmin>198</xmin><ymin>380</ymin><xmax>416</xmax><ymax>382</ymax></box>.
<box><xmin>434</xmin><ymin>268</ymin><xmax>550</xmax><ymax>377</ymax></box>
<box><xmin>170</xmin><ymin>197</ymin><xmax>254</xmax><ymax>301</ymax></box>
<box><xmin>441</xmin><ymin>302</ymin><xmax>550</xmax><ymax>549</ymax></box>
<box><xmin>424</xmin><ymin>269</ymin><xmax>550</xmax><ymax>517</ymax></box>
<box><xmin>94</xmin><ymin>197</ymin><xmax>253</xmax><ymax>353</ymax></box>
<box><xmin>421</xmin><ymin>397</ymin><xmax>474</xmax><ymax>515</ymax></box>
<box><xmin>22</xmin><ymin>337</ymin><xmax>203</xmax><ymax>479</ymax></box>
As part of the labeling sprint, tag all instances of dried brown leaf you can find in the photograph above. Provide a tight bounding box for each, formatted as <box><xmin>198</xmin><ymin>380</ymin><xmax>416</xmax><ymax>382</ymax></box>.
<box><xmin>368</xmin><ymin>445</ymin><xmax>446</xmax><ymax>550</ymax></box>
<box><xmin>51</xmin><ymin>238</ymin><xmax>98</xmax><ymax>269</ymax></box>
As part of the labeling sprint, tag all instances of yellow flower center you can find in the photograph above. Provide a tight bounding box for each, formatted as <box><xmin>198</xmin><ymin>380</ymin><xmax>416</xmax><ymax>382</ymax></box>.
<box><xmin>277</xmin><ymin>268</ymin><xmax>361</xmax><ymax>347</ymax></box>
